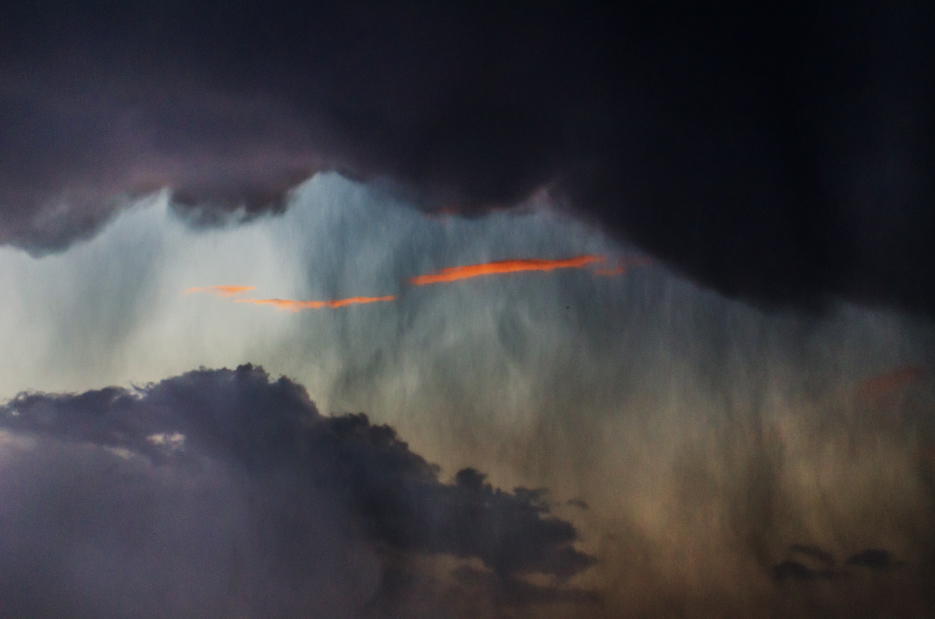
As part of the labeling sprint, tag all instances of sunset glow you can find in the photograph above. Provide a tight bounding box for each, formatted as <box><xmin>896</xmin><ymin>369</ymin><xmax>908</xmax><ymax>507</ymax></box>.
<box><xmin>593</xmin><ymin>256</ymin><xmax>652</xmax><ymax>276</ymax></box>
<box><xmin>233</xmin><ymin>295</ymin><xmax>396</xmax><ymax>311</ymax></box>
<box><xmin>409</xmin><ymin>255</ymin><xmax>605</xmax><ymax>285</ymax></box>
<box><xmin>184</xmin><ymin>285</ymin><xmax>256</xmax><ymax>297</ymax></box>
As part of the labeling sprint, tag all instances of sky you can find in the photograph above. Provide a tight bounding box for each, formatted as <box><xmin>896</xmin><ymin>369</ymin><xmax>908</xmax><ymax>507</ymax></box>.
<box><xmin>1</xmin><ymin>3</ymin><xmax>935</xmax><ymax>618</ymax></box>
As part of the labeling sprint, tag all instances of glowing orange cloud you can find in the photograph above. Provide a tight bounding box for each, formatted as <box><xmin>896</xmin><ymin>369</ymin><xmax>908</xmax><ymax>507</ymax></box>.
<box><xmin>184</xmin><ymin>285</ymin><xmax>256</xmax><ymax>297</ymax></box>
<box><xmin>234</xmin><ymin>295</ymin><xmax>396</xmax><ymax>312</ymax></box>
<box><xmin>593</xmin><ymin>256</ymin><xmax>652</xmax><ymax>276</ymax></box>
<box><xmin>856</xmin><ymin>365</ymin><xmax>924</xmax><ymax>400</ymax></box>
<box><xmin>410</xmin><ymin>255</ymin><xmax>604</xmax><ymax>285</ymax></box>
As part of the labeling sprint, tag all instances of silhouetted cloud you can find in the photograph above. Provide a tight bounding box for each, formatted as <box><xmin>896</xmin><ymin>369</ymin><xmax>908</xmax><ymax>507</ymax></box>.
<box><xmin>3</xmin><ymin>3</ymin><xmax>934</xmax><ymax>312</ymax></box>
<box><xmin>0</xmin><ymin>365</ymin><xmax>594</xmax><ymax>616</ymax></box>
<box><xmin>789</xmin><ymin>544</ymin><xmax>836</xmax><ymax>568</ymax></box>
<box><xmin>772</xmin><ymin>546</ymin><xmax>905</xmax><ymax>585</ymax></box>
<box><xmin>846</xmin><ymin>549</ymin><xmax>900</xmax><ymax>571</ymax></box>
<box><xmin>772</xmin><ymin>560</ymin><xmax>837</xmax><ymax>582</ymax></box>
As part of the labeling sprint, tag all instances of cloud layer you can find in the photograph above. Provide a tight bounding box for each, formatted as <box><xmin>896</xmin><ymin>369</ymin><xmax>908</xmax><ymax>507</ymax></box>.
<box><xmin>2</xmin><ymin>3</ymin><xmax>934</xmax><ymax>312</ymax></box>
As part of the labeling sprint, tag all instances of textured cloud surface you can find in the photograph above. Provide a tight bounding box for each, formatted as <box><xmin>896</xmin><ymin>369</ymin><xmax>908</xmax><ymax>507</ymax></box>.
<box><xmin>0</xmin><ymin>176</ymin><xmax>933</xmax><ymax>616</ymax></box>
<box><xmin>2</xmin><ymin>2</ymin><xmax>935</xmax><ymax>615</ymax></box>
<box><xmin>0</xmin><ymin>365</ymin><xmax>595</xmax><ymax>618</ymax></box>
<box><xmin>2</xmin><ymin>3</ymin><xmax>934</xmax><ymax>313</ymax></box>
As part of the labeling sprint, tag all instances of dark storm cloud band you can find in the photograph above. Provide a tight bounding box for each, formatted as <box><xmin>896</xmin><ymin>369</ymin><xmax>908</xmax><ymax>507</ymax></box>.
<box><xmin>2</xmin><ymin>2</ymin><xmax>935</xmax><ymax>313</ymax></box>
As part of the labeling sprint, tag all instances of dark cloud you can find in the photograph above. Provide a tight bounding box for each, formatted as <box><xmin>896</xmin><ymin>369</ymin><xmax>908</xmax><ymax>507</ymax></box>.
<box><xmin>846</xmin><ymin>549</ymin><xmax>900</xmax><ymax>571</ymax></box>
<box><xmin>789</xmin><ymin>544</ymin><xmax>836</xmax><ymax>568</ymax></box>
<box><xmin>2</xmin><ymin>2</ymin><xmax>935</xmax><ymax>312</ymax></box>
<box><xmin>0</xmin><ymin>364</ymin><xmax>593</xmax><ymax>616</ymax></box>
<box><xmin>771</xmin><ymin>546</ymin><xmax>906</xmax><ymax>584</ymax></box>
<box><xmin>772</xmin><ymin>560</ymin><xmax>837</xmax><ymax>582</ymax></box>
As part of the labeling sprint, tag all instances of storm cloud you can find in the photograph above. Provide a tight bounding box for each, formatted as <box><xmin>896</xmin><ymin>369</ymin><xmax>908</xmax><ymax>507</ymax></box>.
<box><xmin>2</xmin><ymin>2</ymin><xmax>935</xmax><ymax>312</ymax></box>
<box><xmin>0</xmin><ymin>364</ymin><xmax>595</xmax><ymax>617</ymax></box>
<box><xmin>3</xmin><ymin>7</ymin><xmax>935</xmax><ymax>615</ymax></box>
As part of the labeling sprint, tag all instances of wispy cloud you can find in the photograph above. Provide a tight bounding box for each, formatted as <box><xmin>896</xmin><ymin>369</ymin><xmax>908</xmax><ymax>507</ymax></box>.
<box><xmin>233</xmin><ymin>295</ymin><xmax>396</xmax><ymax>312</ymax></box>
<box><xmin>593</xmin><ymin>256</ymin><xmax>651</xmax><ymax>276</ymax></box>
<box><xmin>183</xmin><ymin>285</ymin><xmax>256</xmax><ymax>297</ymax></box>
<box><xmin>410</xmin><ymin>255</ymin><xmax>605</xmax><ymax>285</ymax></box>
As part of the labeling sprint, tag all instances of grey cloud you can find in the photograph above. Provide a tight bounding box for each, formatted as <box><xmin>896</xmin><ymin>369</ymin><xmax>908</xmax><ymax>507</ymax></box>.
<box><xmin>0</xmin><ymin>364</ymin><xmax>594</xmax><ymax>616</ymax></box>
<box><xmin>3</xmin><ymin>3</ymin><xmax>935</xmax><ymax>312</ymax></box>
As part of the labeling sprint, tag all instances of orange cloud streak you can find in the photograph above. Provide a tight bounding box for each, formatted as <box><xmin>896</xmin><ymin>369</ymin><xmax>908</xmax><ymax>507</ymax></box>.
<box><xmin>234</xmin><ymin>295</ymin><xmax>396</xmax><ymax>312</ymax></box>
<box><xmin>593</xmin><ymin>256</ymin><xmax>652</xmax><ymax>276</ymax></box>
<box><xmin>184</xmin><ymin>285</ymin><xmax>256</xmax><ymax>297</ymax></box>
<box><xmin>856</xmin><ymin>365</ymin><xmax>924</xmax><ymax>400</ymax></box>
<box><xmin>410</xmin><ymin>255</ymin><xmax>605</xmax><ymax>285</ymax></box>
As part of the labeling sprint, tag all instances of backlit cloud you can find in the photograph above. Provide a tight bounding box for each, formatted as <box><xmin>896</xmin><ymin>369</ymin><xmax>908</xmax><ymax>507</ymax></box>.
<box><xmin>592</xmin><ymin>256</ymin><xmax>651</xmax><ymax>277</ymax></box>
<box><xmin>410</xmin><ymin>256</ymin><xmax>604</xmax><ymax>285</ymax></box>
<box><xmin>184</xmin><ymin>285</ymin><xmax>256</xmax><ymax>297</ymax></box>
<box><xmin>234</xmin><ymin>295</ymin><xmax>396</xmax><ymax>311</ymax></box>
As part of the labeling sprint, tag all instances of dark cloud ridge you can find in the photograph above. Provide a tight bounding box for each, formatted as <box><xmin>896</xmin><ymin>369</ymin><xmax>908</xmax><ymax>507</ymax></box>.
<box><xmin>2</xmin><ymin>2</ymin><xmax>935</xmax><ymax>313</ymax></box>
<box><xmin>0</xmin><ymin>365</ymin><xmax>594</xmax><ymax>586</ymax></box>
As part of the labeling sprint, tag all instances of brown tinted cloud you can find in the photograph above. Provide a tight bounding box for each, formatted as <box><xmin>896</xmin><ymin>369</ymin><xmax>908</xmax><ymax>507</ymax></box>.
<box><xmin>410</xmin><ymin>256</ymin><xmax>604</xmax><ymax>285</ymax></box>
